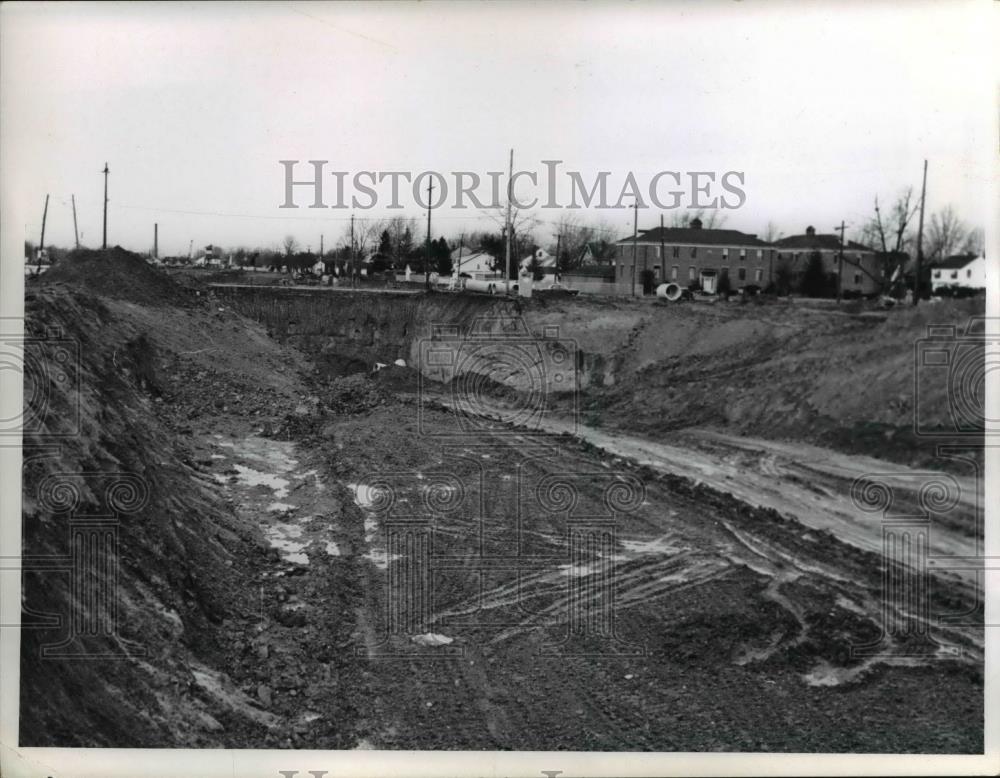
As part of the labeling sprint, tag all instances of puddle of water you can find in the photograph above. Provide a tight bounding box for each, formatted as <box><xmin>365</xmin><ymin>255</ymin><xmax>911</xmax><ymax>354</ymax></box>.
<box><xmin>233</xmin><ymin>464</ymin><xmax>290</xmax><ymax>498</ymax></box>
<box><xmin>559</xmin><ymin>563</ymin><xmax>596</xmax><ymax>577</ymax></box>
<box><xmin>266</xmin><ymin>523</ymin><xmax>308</xmax><ymax>564</ymax></box>
<box><xmin>364</xmin><ymin>549</ymin><xmax>402</xmax><ymax>569</ymax></box>
<box><xmin>210</xmin><ymin>454</ymin><xmax>226</xmax><ymax>460</ymax></box>
<box><xmin>412</xmin><ymin>632</ymin><xmax>454</xmax><ymax>646</ymax></box>
<box><xmin>619</xmin><ymin>536</ymin><xmax>684</xmax><ymax>556</ymax></box>
<box><xmin>326</xmin><ymin>541</ymin><xmax>341</xmax><ymax>557</ymax></box>
<box><xmin>268</xmin><ymin>502</ymin><xmax>295</xmax><ymax>513</ymax></box>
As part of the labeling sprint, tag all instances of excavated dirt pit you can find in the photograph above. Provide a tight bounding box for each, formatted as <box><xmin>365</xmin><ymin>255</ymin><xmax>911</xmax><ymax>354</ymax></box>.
<box><xmin>19</xmin><ymin>261</ymin><xmax>985</xmax><ymax>751</ymax></box>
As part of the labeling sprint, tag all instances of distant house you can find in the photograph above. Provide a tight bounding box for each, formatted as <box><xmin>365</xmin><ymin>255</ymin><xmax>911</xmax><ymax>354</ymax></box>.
<box><xmin>616</xmin><ymin>217</ymin><xmax>773</xmax><ymax>290</ymax></box>
<box><xmin>520</xmin><ymin>248</ymin><xmax>556</xmax><ymax>271</ymax></box>
<box><xmin>773</xmin><ymin>226</ymin><xmax>881</xmax><ymax>295</ymax></box>
<box><xmin>451</xmin><ymin>248</ymin><xmax>497</xmax><ymax>279</ymax></box>
<box><xmin>579</xmin><ymin>241</ymin><xmax>615</xmax><ymax>266</ymax></box>
<box><xmin>930</xmin><ymin>253</ymin><xmax>986</xmax><ymax>293</ymax></box>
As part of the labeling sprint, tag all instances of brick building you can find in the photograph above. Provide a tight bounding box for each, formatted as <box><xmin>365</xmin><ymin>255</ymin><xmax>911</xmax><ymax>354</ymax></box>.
<box><xmin>615</xmin><ymin>218</ymin><xmax>774</xmax><ymax>292</ymax></box>
<box><xmin>773</xmin><ymin>226</ymin><xmax>881</xmax><ymax>295</ymax></box>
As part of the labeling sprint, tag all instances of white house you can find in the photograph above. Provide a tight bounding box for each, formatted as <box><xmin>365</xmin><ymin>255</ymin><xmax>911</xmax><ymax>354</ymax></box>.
<box><xmin>451</xmin><ymin>248</ymin><xmax>497</xmax><ymax>279</ymax></box>
<box><xmin>931</xmin><ymin>254</ymin><xmax>986</xmax><ymax>293</ymax></box>
<box><xmin>520</xmin><ymin>247</ymin><xmax>556</xmax><ymax>271</ymax></box>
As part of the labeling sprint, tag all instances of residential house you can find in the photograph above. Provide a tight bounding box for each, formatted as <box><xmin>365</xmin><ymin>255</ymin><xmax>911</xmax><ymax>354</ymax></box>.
<box><xmin>930</xmin><ymin>253</ymin><xmax>986</xmax><ymax>293</ymax></box>
<box><xmin>773</xmin><ymin>226</ymin><xmax>881</xmax><ymax>295</ymax></box>
<box><xmin>615</xmin><ymin>217</ymin><xmax>773</xmax><ymax>291</ymax></box>
<box><xmin>520</xmin><ymin>247</ymin><xmax>556</xmax><ymax>272</ymax></box>
<box><xmin>450</xmin><ymin>247</ymin><xmax>498</xmax><ymax>279</ymax></box>
<box><xmin>579</xmin><ymin>241</ymin><xmax>615</xmax><ymax>266</ymax></box>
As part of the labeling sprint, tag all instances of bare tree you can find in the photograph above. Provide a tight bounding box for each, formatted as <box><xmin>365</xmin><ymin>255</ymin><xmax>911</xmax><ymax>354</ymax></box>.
<box><xmin>761</xmin><ymin>221</ymin><xmax>783</xmax><ymax>244</ymax></box>
<box><xmin>962</xmin><ymin>227</ymin><xmax>984</xmax><ymax>257</ymax></box>
<box><xmin>550</xmin><ymin>213</ymin><xmax>597</xmax><ymax>270</ymax></box>
<box><xmin>282</xmin><ymin>235</ymin><xmax>298</xmax><ymax>257</ymax></box>
<box><xmin>925</xmin><ymin>205</ymin><xmax>971</xmax><ymax>261</ymax></box>
<box><xmin>668</xmin><ymin>209</ymin><xmax>726</xmax><ymax>229</ymax></box>
<box><xmin>479</xmin><ymin>203</ymin><xmax>540</xmax><ymax>275</ymax></box>
<box><xmin>859</xmin><ymin>188</ymin><xmax>920</xmax><ymax>278</ymax></box>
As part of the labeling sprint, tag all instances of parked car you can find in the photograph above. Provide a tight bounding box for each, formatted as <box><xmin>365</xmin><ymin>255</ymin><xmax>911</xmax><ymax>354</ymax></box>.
<box><xmin>537</xmin><ymin>283</ymin><xmax>579</xmax><ymax>297</ymax></box>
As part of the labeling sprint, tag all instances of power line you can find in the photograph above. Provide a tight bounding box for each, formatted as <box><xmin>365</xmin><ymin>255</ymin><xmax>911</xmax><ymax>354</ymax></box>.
<box><xmin>109</xmin><ymin>203</ymin><xmax>503</xmax><ymax>221</ymax></box>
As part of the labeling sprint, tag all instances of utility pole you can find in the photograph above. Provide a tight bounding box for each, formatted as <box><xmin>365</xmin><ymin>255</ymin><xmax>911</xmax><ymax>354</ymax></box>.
<box><xmin>631</xmin><ymin>202</ymin><xmax>639</xmax><ymax>297</ymax></box>
<box><xmin>425</xmin><ymin>177</ymin><xmax>434</xmax><ymax>290</ymax></box>
<box><xmin>319</xmin><ymin>233</ymin><xmax>324</xmax><ymax>261</ymax></box>
<box><xmin>456</xmin><ymin>233</ymin><xmax>465</xmax><ymax>277</ymax></box>
<box><xmin>188</xmin><ymin>239</ymin><xmax>193</xmax><ymax>261</ymax></box>
<box><xmin>835</xmin><ymin>220</ymin><xmax>845</xmax><ymax>303</ymax></box>
<box><xmin>555</xmin><ymin>232</ymin><xmax>562</xmax><ymax>280</ymax></box>
<box><xmin>350</xmin><ymin>214</ymin><xmax>356</xmax><ymax>288</ymax></box>
<box><xmin>71</xmin><ymin>194</ymin><xmax>80</xmax><ymax>249</ymax></box>
<box><xmin>659</xmin><ymin>213</ymin><xmax>665</xmax><ymax>287</ymax></box>
<box><xmin>39</xmin><ymin>194</ymin><xmax>49</xmax><ymax>256</ymax></box>
<box><xmin>504</xmin><ymin>148</ymin><xmax>514</xmax><ymax>293</ymax></box>
<box><xmin>102</xmin><ymin>163</ymin><xmax>109</xmax><ymax>249</ymax></box>
<box><xmin>153</xmin><ymin>223</ymin><xmax>159</xmax><ymax>260</ymax></box>
<box><xmin>914</xmin><ymin>159</ymin><xmax>928</xmax><ymax>306</ymax></box>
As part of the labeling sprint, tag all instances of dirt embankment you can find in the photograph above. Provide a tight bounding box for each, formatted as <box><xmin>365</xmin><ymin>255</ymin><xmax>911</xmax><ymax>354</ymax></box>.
<box><xmin>215</xmin><ymin>286</ymin><xmax>984</xmax><ymax>468</ymax></box>
<box><xmin>21</xmin><ymin>252</ymin><xmax>319</xmax><ymax>746</ymax></box>
<box><xmin>539</xmin><ymin>296</ymin><xmax>985</xmax><ymax>469</ymax></box>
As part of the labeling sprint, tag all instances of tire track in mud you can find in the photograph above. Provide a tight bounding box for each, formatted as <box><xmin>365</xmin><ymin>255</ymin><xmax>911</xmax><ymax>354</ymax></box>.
<box><xmin>203</xmin><ymin>395</ymin><xmax>982</xmax><ymax>750</ymax></box>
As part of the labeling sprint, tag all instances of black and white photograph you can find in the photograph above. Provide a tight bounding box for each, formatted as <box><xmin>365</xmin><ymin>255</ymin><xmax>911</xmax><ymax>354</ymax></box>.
<box><xmin>0</xmin><ymin>2</ymin><xmax>996</xmax><ymax>776</ymax></box>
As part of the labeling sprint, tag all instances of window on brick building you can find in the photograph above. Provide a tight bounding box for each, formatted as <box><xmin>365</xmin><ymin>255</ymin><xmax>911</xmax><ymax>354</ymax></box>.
<box><xmin>671</xmin><ymin>265</ymin><xmax>678</xmax><ymax>279</ymax></box>
<box><xmin>672</xmin><ymin>245</ymin><xmax>679</xmax><ymax>258</ymax></box>
<box><xmin>755</xmin><ymin>268</ymin><xmax>763</xmax><ymax>282</ymax></box>
<box><xmin>688</xmin><ymin>266</ymin><xmax>695</xmax><ymax>280</ymax></box>
<box><xmin>690</xmin><ymin>246</ymin><xmax>697</xmax><ymax>258</ymax></box>
<box><xmin>722</xmin><ymin>248</ymin><xmax>729</xmax><ymax>260</ymax></box>
<box><xmin>738</xmin><ymin>267</ymin><xmax>747</xmax><ymax>281</ymax></box>
<box><xmin>854</xmin><ymin>273</ymin><xmax>861</xmax><ymax>284</ymax></box>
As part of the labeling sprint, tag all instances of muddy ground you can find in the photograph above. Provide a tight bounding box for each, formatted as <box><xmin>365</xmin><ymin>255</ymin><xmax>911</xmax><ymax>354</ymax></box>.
<box><xmin>19</xmin><ymin>254</ymin><xmax>984</xmax><ymax>752</ymax></box>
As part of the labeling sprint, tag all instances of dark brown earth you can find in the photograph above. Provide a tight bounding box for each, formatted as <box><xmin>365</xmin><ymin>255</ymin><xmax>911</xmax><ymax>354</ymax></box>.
<box><xmin>18</xmin><ymin>254</ymin><xmax>984</xmax><ymax>752</ymax></box>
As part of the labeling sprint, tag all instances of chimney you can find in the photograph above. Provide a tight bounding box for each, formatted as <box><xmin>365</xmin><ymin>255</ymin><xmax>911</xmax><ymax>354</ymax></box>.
<box><xmin>806</xmin><ymin>225</ymin><xmax>815</xmax><ymax>236</ymax></box>
<box><xmin>690</xmin><ymin>217</ymin><xmax>703</xmax><ymax>230</ymax></box>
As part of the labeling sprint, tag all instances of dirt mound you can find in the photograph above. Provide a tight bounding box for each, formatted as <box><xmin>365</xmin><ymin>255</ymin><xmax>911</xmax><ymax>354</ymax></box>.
<box><xmin>41</xmin><ymin>246</ymin><xmax>195</xmax><ymax>306</ymax></box>
<box><xmin>323</xmin><ymin>373</ymin><xmax>391</xmax><ymax>414</ymax></box>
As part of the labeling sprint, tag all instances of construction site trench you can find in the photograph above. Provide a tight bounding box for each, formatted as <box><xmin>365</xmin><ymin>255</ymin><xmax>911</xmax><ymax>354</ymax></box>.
<box><xmin>19</xmin><ymin>254</ymin><xmax>984</xmax><ymax>751</ymax></box>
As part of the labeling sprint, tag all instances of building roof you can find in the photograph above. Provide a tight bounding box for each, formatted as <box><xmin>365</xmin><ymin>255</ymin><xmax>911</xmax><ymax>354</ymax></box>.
<box><xmin>618</xmin><ymin>225</ymin><xmax>768</xmax><ymax>247</ymax></box>
<box><xmin>774</xmin><ymin>226</ymin><xmax>872</xmax><ymax>252</ymax></box>
<box><xmin>931</xmin><ymin>253</ymin><xmax>980</xmax><ymax>270</ymax></box>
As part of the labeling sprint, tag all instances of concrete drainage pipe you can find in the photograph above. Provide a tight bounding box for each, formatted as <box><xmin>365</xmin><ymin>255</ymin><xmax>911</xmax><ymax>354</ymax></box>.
<box><xmin>656</xmin><ymin>282</ymin><xmax>683</xmax><ymax>301</ymax></box>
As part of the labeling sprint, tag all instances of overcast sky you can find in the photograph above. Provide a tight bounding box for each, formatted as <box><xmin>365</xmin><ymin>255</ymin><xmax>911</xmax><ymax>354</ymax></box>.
<box><xmin>1</xmin><ymin>0</ymin><xmax>994</xmax><ymax>256</ymax></box>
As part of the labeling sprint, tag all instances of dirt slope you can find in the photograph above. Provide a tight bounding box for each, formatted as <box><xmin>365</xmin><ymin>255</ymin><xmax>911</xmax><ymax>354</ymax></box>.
<box><xmin>19</xmin><ymin>280</ymin><xmax>310</xmax><ymax>746</ymax></box>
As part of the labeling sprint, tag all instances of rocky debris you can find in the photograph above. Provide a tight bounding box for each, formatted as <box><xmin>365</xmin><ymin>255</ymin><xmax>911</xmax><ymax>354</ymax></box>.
<box><xmin>322</xmin><ymin>374</ymin><xmax>391</xmax><ymax>415</ymax></box>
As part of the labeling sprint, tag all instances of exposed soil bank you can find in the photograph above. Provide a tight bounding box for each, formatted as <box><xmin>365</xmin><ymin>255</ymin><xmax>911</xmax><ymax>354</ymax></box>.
<box><xmin>213</xmin><ymin>286</ymin><xmax>985</xmax><ymax>469</ymax></box>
